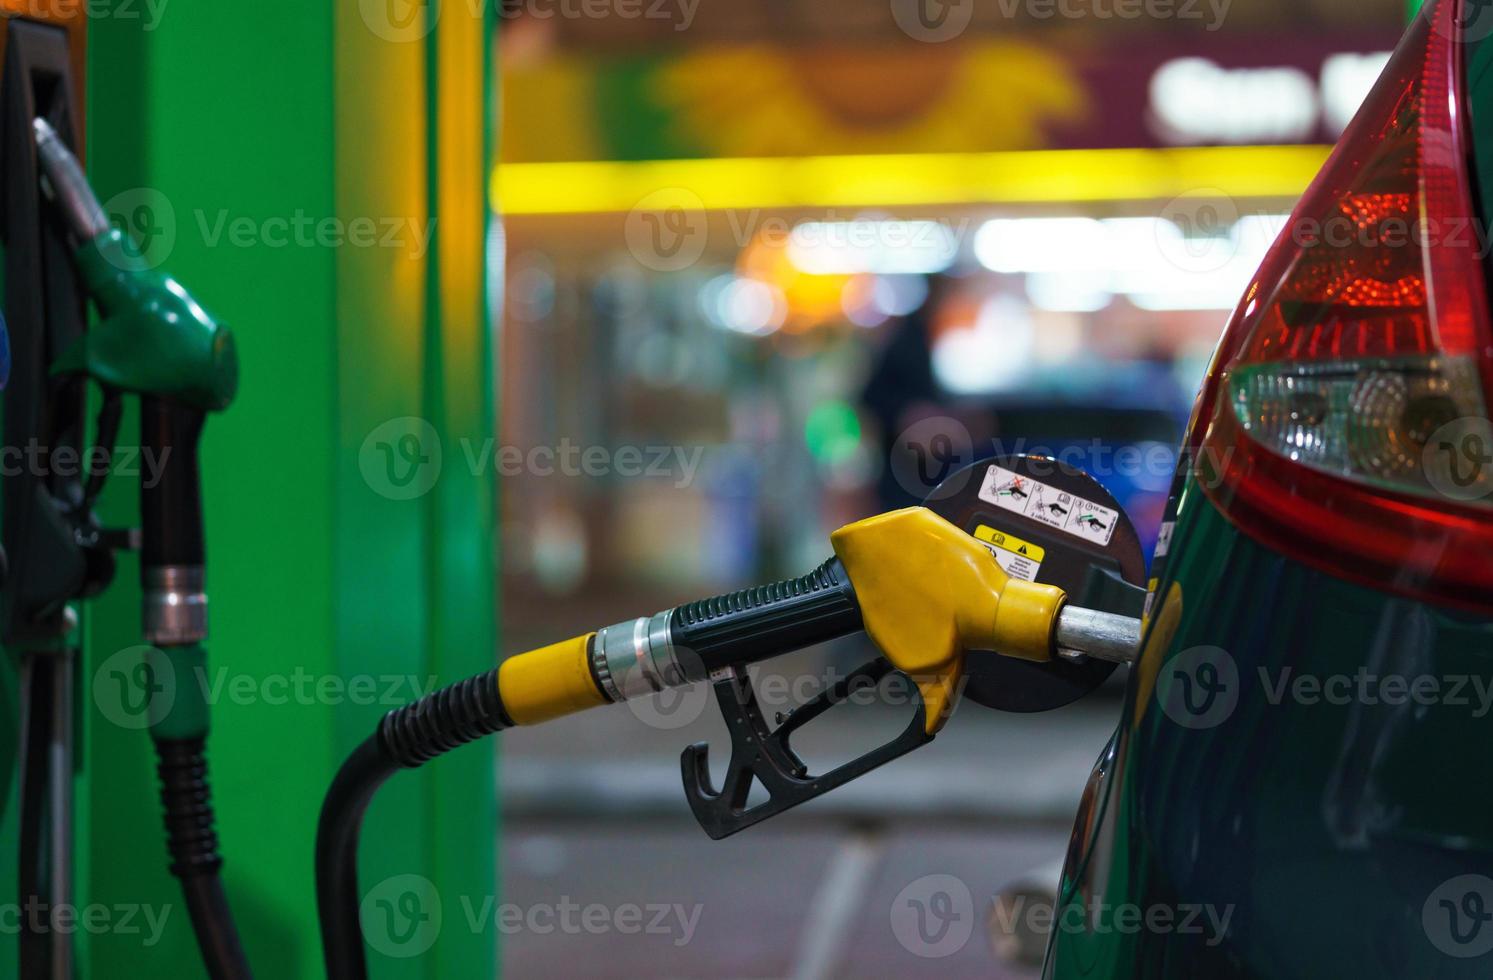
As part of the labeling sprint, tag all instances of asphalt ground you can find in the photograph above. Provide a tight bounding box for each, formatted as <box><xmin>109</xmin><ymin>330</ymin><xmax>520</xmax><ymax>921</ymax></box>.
<box><xmin>496</xmin><ymin>650</ymin><xmax>1123</xmax><ymax>978</ymax></box>
<box><xmin>501</xmin><ymin>821</ymin><xmax>1067</xmax><ymax>979</ymax></box>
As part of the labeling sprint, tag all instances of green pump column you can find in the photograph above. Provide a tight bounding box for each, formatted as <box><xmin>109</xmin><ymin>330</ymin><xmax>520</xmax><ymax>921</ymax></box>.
<box><xmin>79</xmin><ymin>4</ymin><xmax>498</xmax><ymax>979</ymax></box>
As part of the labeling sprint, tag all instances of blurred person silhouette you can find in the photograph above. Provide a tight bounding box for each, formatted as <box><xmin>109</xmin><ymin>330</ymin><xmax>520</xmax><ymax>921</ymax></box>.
<box><xmin>863</xmin><ymin>273</ymin><xmax>962</xmax><ymax>511</ymax></box>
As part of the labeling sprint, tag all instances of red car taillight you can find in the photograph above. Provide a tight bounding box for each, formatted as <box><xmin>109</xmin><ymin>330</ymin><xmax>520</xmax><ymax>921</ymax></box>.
<box><xmin>1194</xmin><ymin>0</ymin><xmax>1493</xmax><ymax>612</ymax></box>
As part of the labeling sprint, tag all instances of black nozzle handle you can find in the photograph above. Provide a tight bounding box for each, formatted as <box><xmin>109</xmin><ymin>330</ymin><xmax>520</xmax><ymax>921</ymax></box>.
<box><xmin>140</xmin><ymin>396</ymin><xmax>206</xmax><ymax>569</ymax></box>
<box><xmin>670</xmin><ymin>557</ymin><xmax>863</xmax><ymax>676</ymax></box>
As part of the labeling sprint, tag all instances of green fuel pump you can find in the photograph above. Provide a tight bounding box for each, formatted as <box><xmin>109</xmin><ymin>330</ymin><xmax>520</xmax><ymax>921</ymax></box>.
<box><xmin>29</xmin><ymin>117</ymin><xmax>250</xmax><ymax>980</ymax></box>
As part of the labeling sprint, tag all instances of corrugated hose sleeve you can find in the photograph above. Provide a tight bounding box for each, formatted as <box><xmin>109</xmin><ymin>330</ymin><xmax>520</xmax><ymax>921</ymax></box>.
<box><xmin>317</xmin><ymin>668</ymin><xmax>515</xmax><ymax>980</ymax></box>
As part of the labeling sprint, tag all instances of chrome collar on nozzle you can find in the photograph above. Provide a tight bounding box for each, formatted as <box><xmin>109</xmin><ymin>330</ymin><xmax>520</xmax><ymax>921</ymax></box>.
<box><xmin>32</xmin><ymin>117</ymin><xmax>110</xmax><ymax>241</ymax></box>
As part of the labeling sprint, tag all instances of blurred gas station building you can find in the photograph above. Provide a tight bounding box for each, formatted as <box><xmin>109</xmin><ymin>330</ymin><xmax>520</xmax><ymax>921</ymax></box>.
<box><xmin>496</xmin><ymin>0</ymin><xmax>1404</xmax><ymax>643</ymax></box>
<box><xmin>492</xmin><ymin>2</ymin><xmax>1409</xmax><ymax>977</ymax></box>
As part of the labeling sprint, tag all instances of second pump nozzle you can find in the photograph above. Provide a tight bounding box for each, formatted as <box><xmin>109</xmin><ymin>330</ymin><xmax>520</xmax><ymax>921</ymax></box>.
<box><xmin>34</xmin><ymin>114</ymin><xmax>251</xmax><ymax>980</ymax></box>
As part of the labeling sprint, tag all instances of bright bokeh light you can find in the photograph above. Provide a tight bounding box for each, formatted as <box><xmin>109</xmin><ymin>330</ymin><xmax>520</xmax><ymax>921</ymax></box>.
<box><xmin>787</xmin><ymin>220</ymin><xmax>958</xmax><ymax>275</ymax></box>
<box><xmin>872</xmin><ymin>275</ymin><xmax>930</xmax><ymax>317</ymax></box>
<box><xmin>841</xmin><ymin>276</ymin><xmax>888</xmax><ymax>328</ymax></box>
<box><xmin>700</xmin><ymin>274</ymin><xmax>788</xmax><ymax>336</ymax></box>
<box><xmin>1024</xmin><ymin>271</ymin><xmax>1112</xmax><ymax>313</ymax></box>
<box><xmin>975</xmin><ymin>213</ymin><xmax>1291</xmax><ymax>312</ymax></box>
<box><xmin>803</xmin><ymin>400</ymin><xmax>863</xmax><ymax>466</ymax></box>
<box><xmin>930</xmin><ymin>295</ymin><xmax>1036</xmax><ymax>394</ymax></box>
<box><xmin>974</xmin><ymin>217</ymin><xmax>1106</xmax><ymax>274</ymax></box>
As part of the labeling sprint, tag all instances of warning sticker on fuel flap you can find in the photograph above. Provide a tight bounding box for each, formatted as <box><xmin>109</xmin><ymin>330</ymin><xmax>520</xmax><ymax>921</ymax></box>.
<box><xmin>977</xmin><ymin>465</ymin><xmax>1119</xmax><ymax>547</ymax></box>
<box><xmin>973</xmin><ymin>525</ymin><xmax>1045</xmax><ymax>582</ymax></box>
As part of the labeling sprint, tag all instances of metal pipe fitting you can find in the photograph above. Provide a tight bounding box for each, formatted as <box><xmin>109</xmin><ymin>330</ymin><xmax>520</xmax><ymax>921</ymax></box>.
<box><xmin>33</xmin><ymin>117</ymin><xmax>110</xmax><ymax>241</ymax></box>
<box><xmin>590</xmin><ymin>611</ymin><xmax>690</xmax><ymax>703</ymax></box>
<box><xmin>143</xmin><ymin>565</ymin><xmax>208</xmax><ymax>646</ymax></box>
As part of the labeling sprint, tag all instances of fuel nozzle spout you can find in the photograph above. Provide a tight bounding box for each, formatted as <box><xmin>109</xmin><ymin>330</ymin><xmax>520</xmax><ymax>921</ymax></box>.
<box><xmin>32</xmin><ymin>117</ymin><xmax>110</xmax><ymax>241</ymax></box>
<box><xmin>33</xmin><ymin>117</ymin><xmax>239</xmax><ymax>414</ymax></box>
<box><xmin>1055</xmin><ymin>605</ymin><xmax>1141</xmax><ymax>665</ymax></box>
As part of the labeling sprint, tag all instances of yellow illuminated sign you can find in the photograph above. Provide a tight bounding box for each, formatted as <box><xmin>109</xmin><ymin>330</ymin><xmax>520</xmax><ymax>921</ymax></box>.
<box><xmin>494</xmin><ymin>145</ymin><xmax>1331</xmax><ymax>215</ymax></box>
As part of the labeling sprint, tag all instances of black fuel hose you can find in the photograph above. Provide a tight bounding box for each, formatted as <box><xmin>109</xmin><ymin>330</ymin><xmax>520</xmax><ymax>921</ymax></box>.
<box><xmin>316</xmin><ymin>670</ymin><xmax>512</xmax><ymax>980</ymax></box>
<box><xmin>317</xmin><ymin>562</ymin><xmax>865</xmax><ymax>977</ymax></box>
<box><xmin>154</xmin><ymin>737</ymin><xmax>253</xmax><ymax>980</ymax></box>
<box><xmin>142</xmin><ymin>400</ymin><xmax>251</xmax><ymax>980</ymax></box>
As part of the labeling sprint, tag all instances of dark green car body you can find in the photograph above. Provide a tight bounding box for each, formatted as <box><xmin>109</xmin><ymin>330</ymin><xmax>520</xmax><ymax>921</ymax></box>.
<box><xmin>1046</xmin><ymin>474</ymin><xmax>1493</xmax><ymax>978</ymax></box>
<box><xmin>1046</xmin><ymin>11</ymin><xmax>1493</xmax><ymax>978</ymax></box>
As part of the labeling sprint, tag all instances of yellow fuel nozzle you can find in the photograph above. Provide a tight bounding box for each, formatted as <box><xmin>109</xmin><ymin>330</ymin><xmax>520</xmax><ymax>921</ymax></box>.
<box><xmin>487</xmin><ymin>507</ymin><xmax>1078</xmax><ymax>740</ymax></box>
<box><xmin>830</xmin><ymin>507</ymin><xmax>1068</xmax><ymax>734</ymax></box>
<box><xmin>489</xmin><ymin>507</ymin><xmax>1115</xmax><ymax>738</ymax></box>
<box><xmin>323</xmin><ymin>500</ymin><xmax>1140</xmax><ymax>971</ymax></box>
